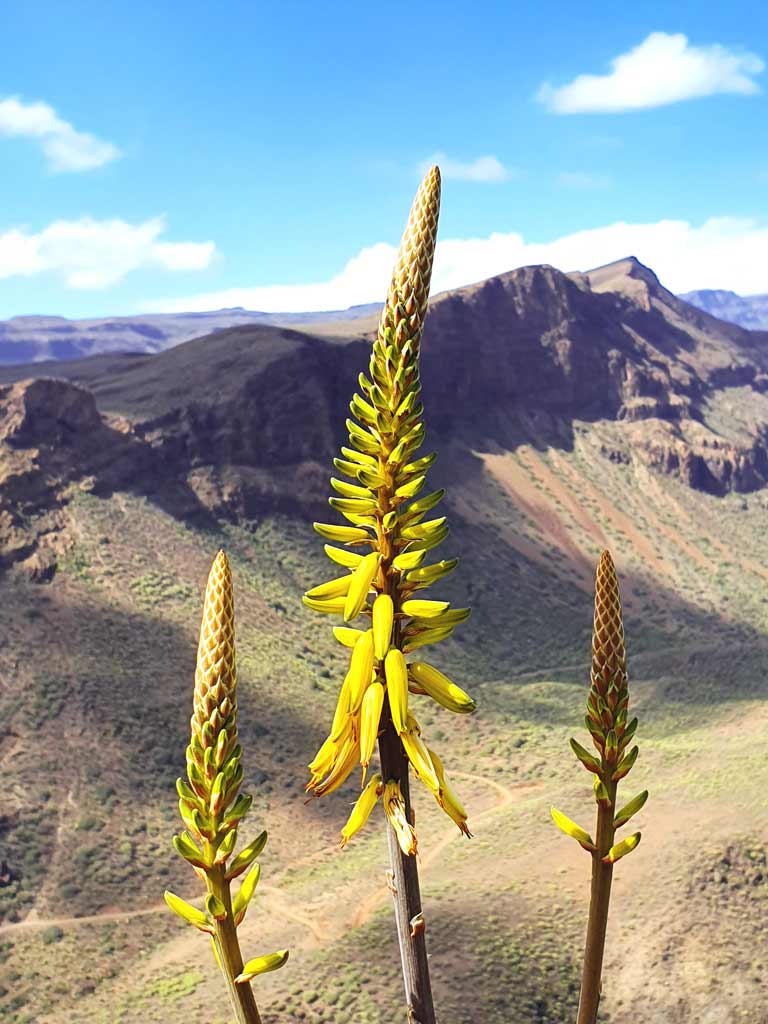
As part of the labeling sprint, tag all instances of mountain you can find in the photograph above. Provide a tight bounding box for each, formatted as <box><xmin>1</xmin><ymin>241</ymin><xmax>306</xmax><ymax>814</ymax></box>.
<box><xmin>2</xmin><ymin>255</ymin><xmax>768</xmax><ymax>581</ymax></box>
<box><xmin>1</xmin><ymin>256</ymin><xmax>767</xmax><ymax>1024</ymax></box>
<box><xmin>680</xmin><ymin>287</ymin><xmax>768</xmax><ymax>330</ymax></box>
<box><xmin>0</xmin><ymin>302</ymin><xmax>382</xmax><ymax>365</ymax></box>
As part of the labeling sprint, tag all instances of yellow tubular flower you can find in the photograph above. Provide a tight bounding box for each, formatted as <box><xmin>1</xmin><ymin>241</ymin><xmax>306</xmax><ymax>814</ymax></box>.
<box><xmin>408</xmin><ymin>661</ymin><xmax>476</xmax><ymax>714</ymax></box>
<box><xmin>428</xmin><ymin>745</ymin><xmax>471</xmax><ymax>837</ymax></box>
<box><xmin>372</xmin><ymin>594</ymin><xmax>394</xmax><ymax>659</ymax></box>
<box><xmin>384</xmin><ymin>648</ymin><xmax>410</xmax><ymax>734</ymax></box>
<box><xmin>302</xmin><ymin>164</ymin><xmax>475</xmax><ymax>852</ymax></box>
<box><xmin>329</xmin><ymin>677</ymin><xmax>351</xmax><ymax>740</ymax></box>
<box><xmin>344</xmin><ymin>552</ymin><xmax>380</xmax><ymax>622</ymax></box>
<box><xmin>311</xmin><ymin>731</ymin><xmax>361</xmax><ymax>799</ymax></box>
<box><xmin>360</xmin><ymin>682</ymin><xmax>385</xmax><ymax>782</ymax></box>
<box><xmin>347</xmin><ymin>631</ymin><xmax>375</xmax><ymax>712</ymax></box>
<box><xmin>340</xmin><ymin>775</ymin><xmax>384</xmax><ymax>847</ymax></box>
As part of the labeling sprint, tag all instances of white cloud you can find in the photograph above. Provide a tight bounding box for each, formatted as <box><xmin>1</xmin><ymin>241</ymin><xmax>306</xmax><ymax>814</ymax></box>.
<box><xmin>537</xmin><ymin>32</ymin><xmax>764</xmax><ymax>113</ymax></box>
<box><xmin>418</xmin><ymin>152</ymin><xmax>513</xmax><ymax>183</ymax></box>
<box><xmin>0</xmin><ymin>216</ymin><xmax>215</xmax><ymax>288</ymax></box>
<box><xmin>146</xmin><ymin>243</ymin><xmax>396</xmax><ymax>313</ymax></box>
<box><xmin>0</xmin><ymin>95</ymin><xmax>120</xmax><ymax>171</ymax></box>
<box><xmin>557</xmin><ymin>171</ymin><xmax>612</xmax><ymax>189</ymax></box>
<box><xmin>144</xmin><ymin>215</ymin><xmax>768</xmax><ymax>313</ymax></box>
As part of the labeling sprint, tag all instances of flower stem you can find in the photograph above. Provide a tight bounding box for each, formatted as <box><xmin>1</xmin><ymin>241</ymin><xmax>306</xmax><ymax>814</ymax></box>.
<box><xmin>207</xmin><ymin>862</ymin><xmax>263</xmax><ymax>1024</ymax></box>
<box><xmin>375</xmin><ymin>443</ymin><xmax>437</xmax><ymax>1023</ymax></box>
<box><xmin>577</xmin><ymin>784</ymin><xmax>616</xmax><ymax>1024</ymax></box>
<box><xmin>378</xmin><ymin>710</ymin><xmax>436</xmax><ymax>1024</ymax></box>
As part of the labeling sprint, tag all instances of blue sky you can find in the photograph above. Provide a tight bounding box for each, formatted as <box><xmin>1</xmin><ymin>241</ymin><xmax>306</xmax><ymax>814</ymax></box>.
<box><xmin>1</xmin><ymin>0</ymin><xmax>767</xmax><ymax>319</ymax></box>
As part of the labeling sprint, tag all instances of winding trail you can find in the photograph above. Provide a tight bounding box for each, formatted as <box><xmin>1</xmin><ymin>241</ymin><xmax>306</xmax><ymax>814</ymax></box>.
<box><xmin>0</xmin><ymin>771</ymin><xmax>539</xmax><ymax>946</ymax></box>
<box><xmin>0</xmin><ymin>886</ymin><xmax>325</xmax><ymax>943</ymax></box>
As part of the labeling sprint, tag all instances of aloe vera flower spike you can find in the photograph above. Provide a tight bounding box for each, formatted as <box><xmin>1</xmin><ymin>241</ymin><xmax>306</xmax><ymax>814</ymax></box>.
<box><xmin>303</xmin><ymin>165</ymin><xmax>476</xmax><ymax>1024</ymax></box>
<box><xmin>550</xmin><ymin>550</ymin><xmax>647</xmax><ymax>1024</ymax></box>
<box><xmin>165</xmin><ymin>551</ymin><xmax>288</xmax><ymax>1024</ymax></box>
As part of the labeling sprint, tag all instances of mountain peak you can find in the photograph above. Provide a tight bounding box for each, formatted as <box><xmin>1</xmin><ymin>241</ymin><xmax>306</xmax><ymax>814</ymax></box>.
<box><xmin>580</xmin><ymin>255</ymin><xmax>662</xmax><ymax>292</ymax></box>
<box><xmin>562</xmin><ymin>254</ymin><xmax>677</xmax><ymax>314</ymax></box>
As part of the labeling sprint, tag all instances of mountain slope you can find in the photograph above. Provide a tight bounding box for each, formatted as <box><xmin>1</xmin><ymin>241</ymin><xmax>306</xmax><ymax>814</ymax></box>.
<box><xmin>0</xmin><ymin>257</ymin><xmax>767</xmax><ymax>1024</ymax></box>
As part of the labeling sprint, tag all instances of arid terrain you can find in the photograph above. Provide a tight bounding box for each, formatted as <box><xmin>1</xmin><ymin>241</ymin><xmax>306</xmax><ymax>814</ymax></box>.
<box><xmin>1</xmin><ymin>256</ymin><xmax>767</xmax><ymax>1024</ymax></box>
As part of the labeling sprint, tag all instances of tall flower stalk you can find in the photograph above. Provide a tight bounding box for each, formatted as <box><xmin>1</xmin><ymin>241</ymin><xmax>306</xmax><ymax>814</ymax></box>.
<box><xmin>303</xmin><ymin>165</ymin><xmax>476</xmax><ymax>1023</ymax></box>
<box><xmin>165</xmin><ymin>550</ymin><xmax>288</xmax><ymax>1024</ymax></box>
<box><xmin>551</xmin><ymin>550</ymin><xmax>647</xmax><ymax>1024</ymax></box>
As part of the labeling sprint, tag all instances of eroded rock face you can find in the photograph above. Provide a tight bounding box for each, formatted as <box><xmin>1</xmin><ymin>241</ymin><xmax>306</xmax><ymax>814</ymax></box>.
<box><xmin>409</xmin><ymin>263</ymin><xmax>768</xmax><ymax>494</ymax></box>
<box><xmin>0</xmin><ymin>377</ymin><xmax>151</xmax><ymax>499</ymax></box>
<box><xmin>130</xmin><ymin>340</ymin><xmax>350</xmax><ymax>470</ymax></box>
<box><xmin>0</xmin><ymin>379</ymin><xmax>153</xmax><ymax>578</ymax></box>
<box><xmin>634</xmin><ymin>432</ymin><xmax>768</xmax><ymax>496</ymax></box>
<box><xmin>0</xmin><ymin>377</ymin><xmax>103</xmax><ymax>448</ymax></box>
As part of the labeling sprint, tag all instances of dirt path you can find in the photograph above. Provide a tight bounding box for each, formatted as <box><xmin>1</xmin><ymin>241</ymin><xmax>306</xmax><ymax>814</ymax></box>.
<box><xmin>0</xmin><ymin>883</ymin><xmax>326</xmax><ymax>943</ymax></box>
<box><xmin>0</xmin><ymin>771</ymin><xmax>538</xmax><ymax>946</ymax></box>
<box><xmin>0</xmin><ymin>903</ymin><xmax>161</xmax><ymax>937</ymax></box>
<box><xmin>22</xmin><ymin>785</ymin><xmax>78</xmax><ymax>925</ymax></box>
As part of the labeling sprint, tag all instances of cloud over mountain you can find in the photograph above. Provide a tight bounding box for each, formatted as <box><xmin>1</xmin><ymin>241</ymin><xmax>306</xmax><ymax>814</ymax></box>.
<box><xmin>0</xmin><ymin>216</ymin><xmax>216</xmax><ymax>288</ymax></box>
<box><xmin>146</xmin><ymin>215</ymin><xmax>768</xmax><ymax>314</ymax></box>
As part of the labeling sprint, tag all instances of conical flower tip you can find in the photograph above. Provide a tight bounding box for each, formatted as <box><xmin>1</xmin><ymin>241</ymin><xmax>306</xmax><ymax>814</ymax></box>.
<box><xmin>591</xmin><ymin>549</ymin><xmax>626</xmax><ymax>695</ymax></box>
<box><xmin>379</xmin><ymin>164</ymin><xmax>441</xmax><ymax>352</ymax></box>
<box><xmin>193</xmin><ymin>550</ymin><xmax>237</xmax><ymax>736</ymax></box>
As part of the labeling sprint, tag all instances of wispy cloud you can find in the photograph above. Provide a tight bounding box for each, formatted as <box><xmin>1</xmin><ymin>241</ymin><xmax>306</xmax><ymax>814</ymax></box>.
<box><xmin>0</xmin><ymin>95</ymin><xmax>121</xmax><ymax>171</ymax></box>
<box><xmin>418</xmin><ymin>152</ymin><xmax>514</xmax><ymax>183</ymax></box>
<box><xmin>557</xmin><ymin>172</ymin><xmax>612</xmax><ymax>189</ymax></box>
<box><xmin>144</xmin><ymin>215</ymin><xmax>768</xmax><ymax>312</ymax></box>
<box><xmin>0</xmin><ymin>216</ymin><xmax>215</xmax><ymax>288</ymax></box>
<box><xmin>537</xmin><ymin>32</ymin><xmax>764</xmax><ymax>113</ymax></box>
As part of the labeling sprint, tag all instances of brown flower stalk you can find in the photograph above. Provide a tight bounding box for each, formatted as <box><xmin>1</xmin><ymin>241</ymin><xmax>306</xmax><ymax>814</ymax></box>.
<box><xmin>303</xmin><ymin>166</ymin><xmax>476</xmax><ymax>1024</ymax></box>
<box><xmin>165</xmin><ymin>551</ymin><xmax>288</xmax><ymax>1024</ymax></box>
<box><xmin>551</xmin><ymin>550</ymin><xmax>647</xmax><ymax>1024</ymax></box>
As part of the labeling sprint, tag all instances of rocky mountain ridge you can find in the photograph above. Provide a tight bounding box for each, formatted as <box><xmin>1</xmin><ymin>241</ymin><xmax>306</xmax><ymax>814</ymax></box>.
<box><xmin>0</xmin><ymin>303</ymin><xmax>382</xmax><ymax>364</ymax></box>
<box><xmin>2</xmin><ymin>256</ymin><xmax>768</xmax><ymax>578</ymax></box>
<box><xmin>682</xmin><ymin>287</ymin><xmax>768</xmax><ymax>331</ymax></box>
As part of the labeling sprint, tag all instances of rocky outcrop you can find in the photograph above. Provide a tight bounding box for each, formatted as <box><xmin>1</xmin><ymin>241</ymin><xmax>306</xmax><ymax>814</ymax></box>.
<box><xmin>0</xmin><ymin>377</ymin><xmax>103</xmax><ymax>449</ymax></box>
<box><xmin>633</xmin><ymin>428</ymin><xmax>768</xmax><ymax>496</ymax></box>
<box><xmin>0</xmin><ymin>379</ymin><xmax>156</xmax><ymax>578</ymax></box>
